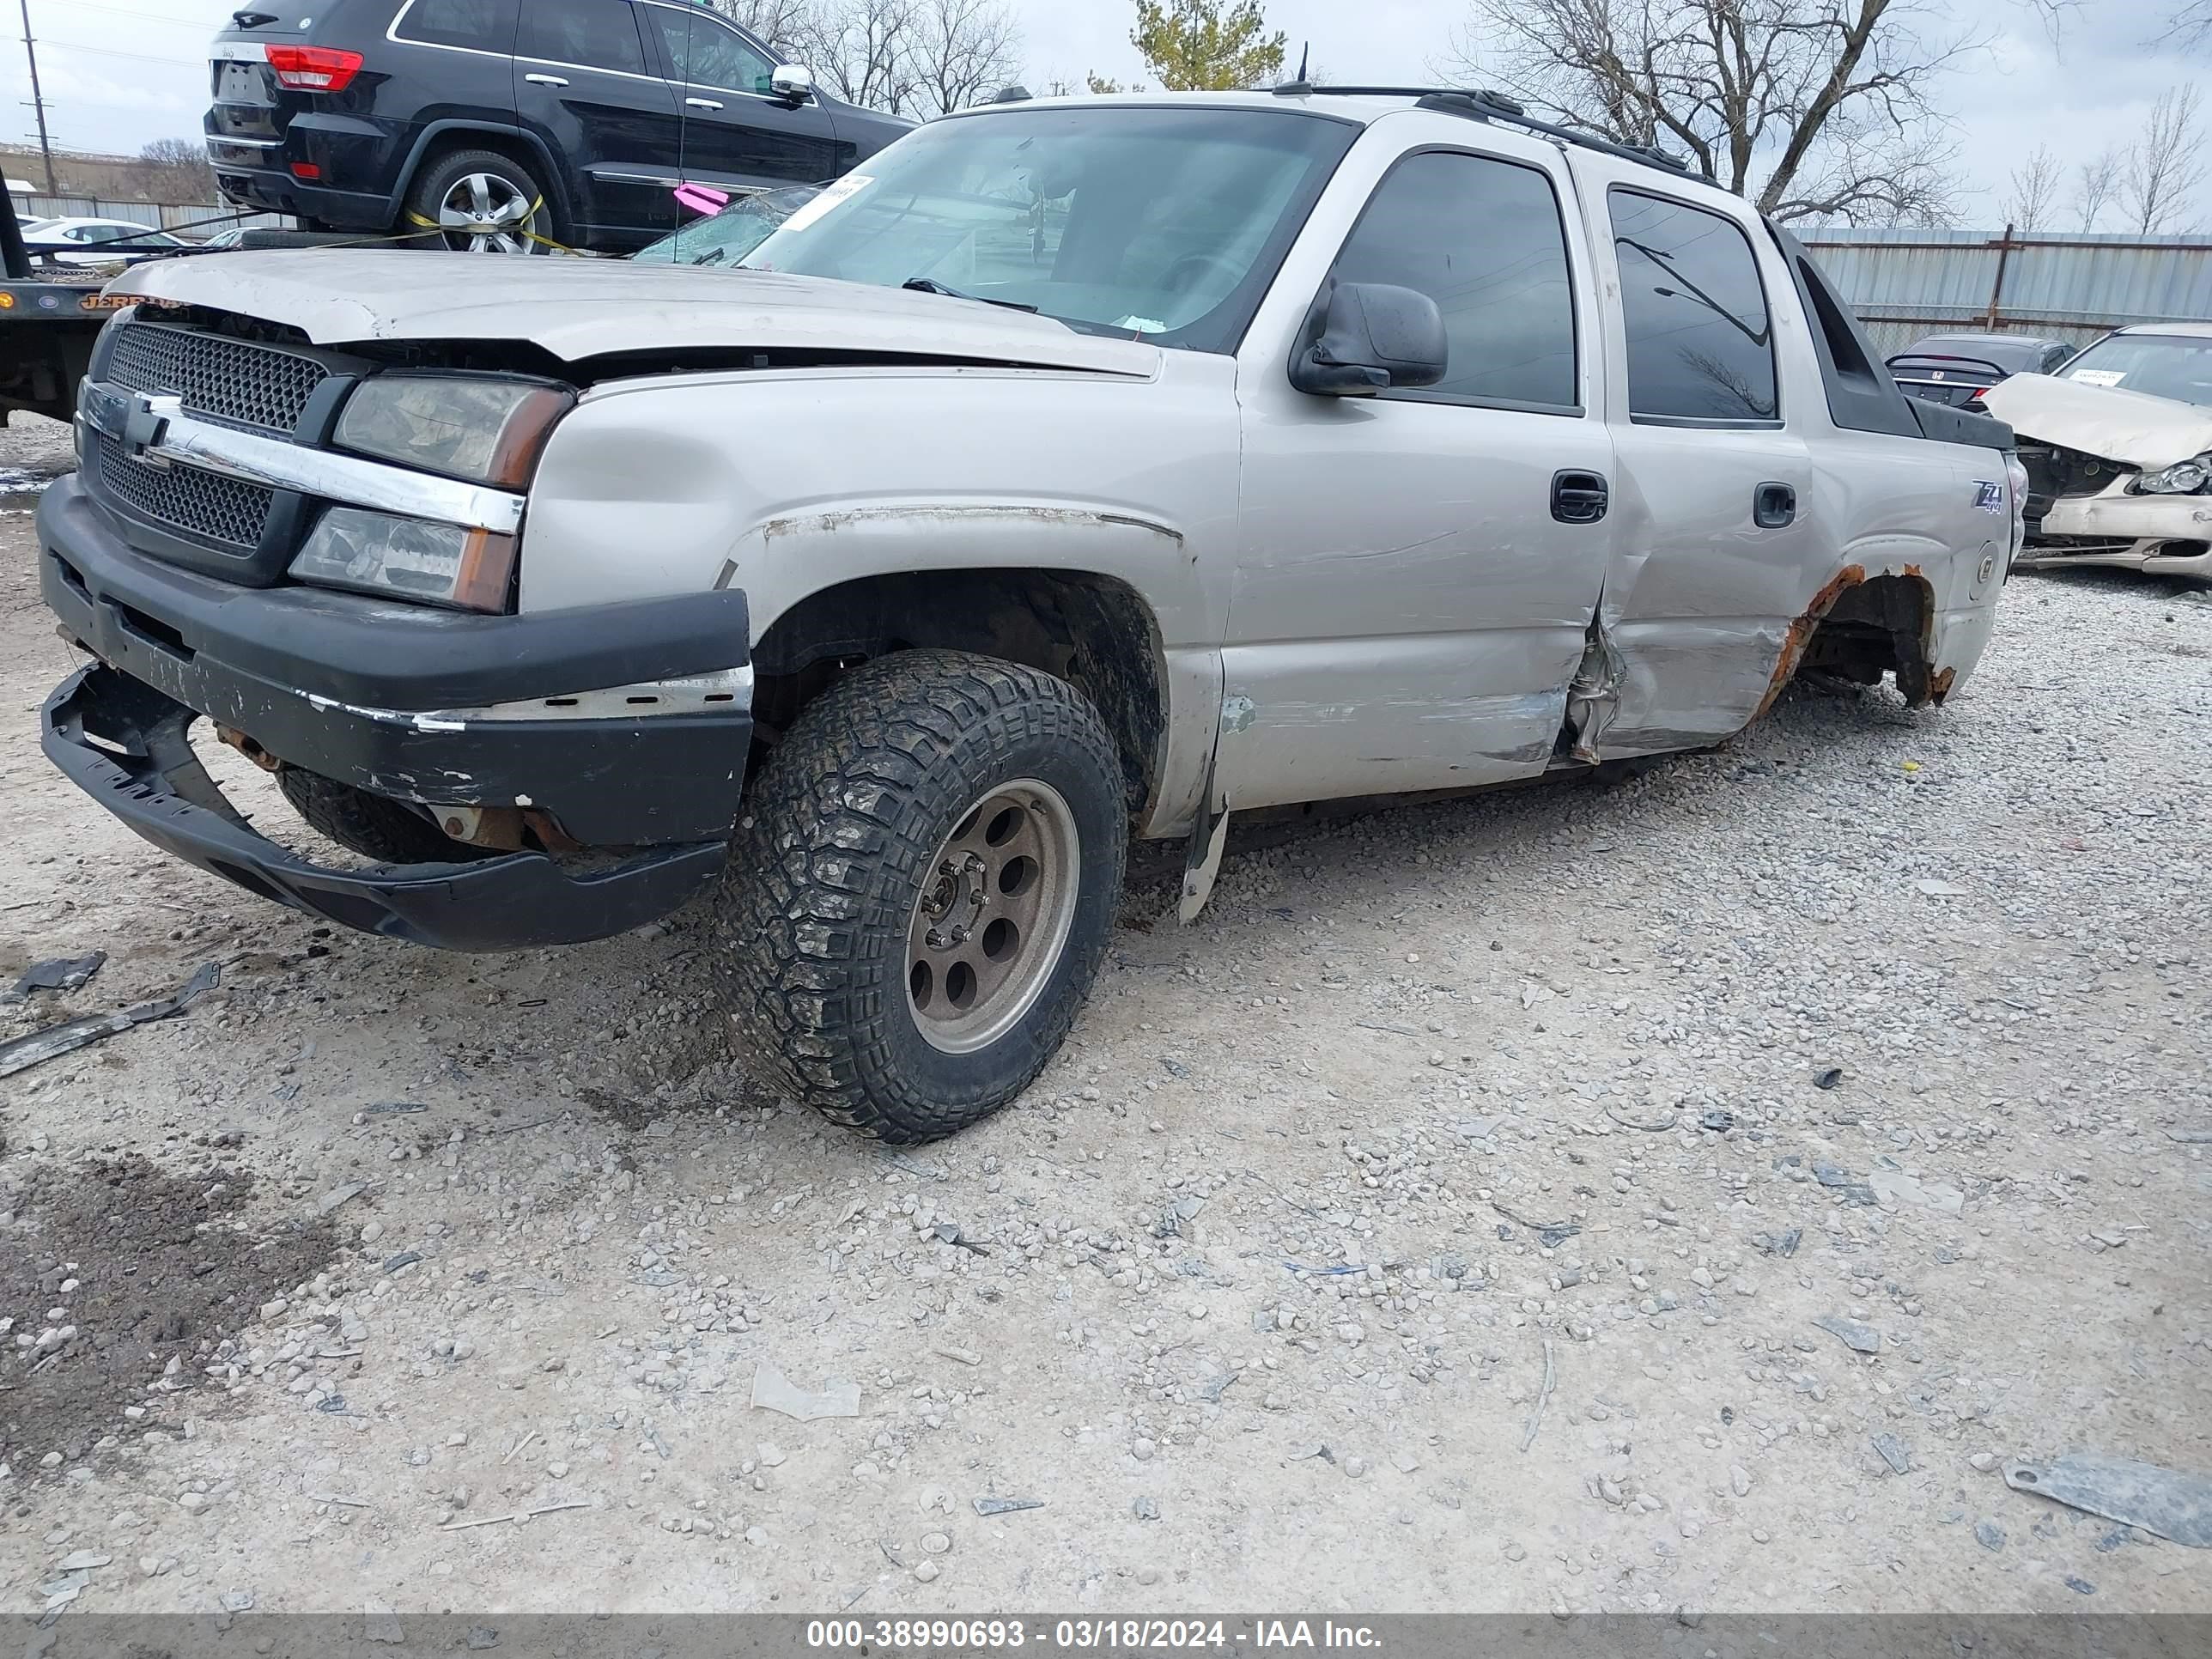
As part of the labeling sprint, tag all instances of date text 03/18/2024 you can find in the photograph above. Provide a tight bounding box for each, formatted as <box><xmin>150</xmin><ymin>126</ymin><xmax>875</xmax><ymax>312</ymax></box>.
<box><xmin>804</xmin><ymin>1620</ymin><xmax>1383</xmax><ymax>1650</ymax></box>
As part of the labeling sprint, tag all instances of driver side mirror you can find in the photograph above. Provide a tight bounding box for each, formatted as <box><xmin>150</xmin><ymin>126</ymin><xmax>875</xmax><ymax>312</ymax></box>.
<box><xmin>769</xmin><ymin>63</ymin><xmax>815</xmax><ymax>103</ymax></box>
<box><xmin>1291</xmin><ymin>280</ymin><xmax>1447</xmax><ymax>397</ymax></box>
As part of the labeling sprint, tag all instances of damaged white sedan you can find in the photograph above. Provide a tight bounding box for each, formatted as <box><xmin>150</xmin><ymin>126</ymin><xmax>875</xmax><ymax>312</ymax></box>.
<box><xmin>1983</xmin><ymin>323</ymin><xmax>2212</xmax><ymax>580</ymax></box>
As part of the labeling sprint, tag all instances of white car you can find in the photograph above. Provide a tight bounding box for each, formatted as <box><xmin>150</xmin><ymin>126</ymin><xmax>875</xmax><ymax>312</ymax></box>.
<box><xmin>1984</xmin><ymin>323</ymin><xmax>2212</xmax><ymax>579</ymax></box>
<box><xmin>25</xmin><ymin>216</ymin><xmax>191</xmax><ymax>267</ymax></box>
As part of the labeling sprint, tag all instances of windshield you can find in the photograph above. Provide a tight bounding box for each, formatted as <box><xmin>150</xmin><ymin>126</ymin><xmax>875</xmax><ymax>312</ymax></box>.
<box><xmin>2059</xmin><ymin>334</ymin><xmax>2212</xmax><ymax>408</ymax></box>
<box><xmin>633</xmin><ymin>186</ymin><xmax>819</xmax><ymax>267</ymax></box>
<box><xmin>737</xmin><ymin>104</ymin><xmax>1356</xmax><ymax>351</ymax></box>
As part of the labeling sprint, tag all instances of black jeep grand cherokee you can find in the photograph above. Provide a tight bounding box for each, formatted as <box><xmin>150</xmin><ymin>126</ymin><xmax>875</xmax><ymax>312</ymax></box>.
<box><xmin>206</xmin><ymin>0</ymin><xmax>910</xmax><ymax>253</ymax></box>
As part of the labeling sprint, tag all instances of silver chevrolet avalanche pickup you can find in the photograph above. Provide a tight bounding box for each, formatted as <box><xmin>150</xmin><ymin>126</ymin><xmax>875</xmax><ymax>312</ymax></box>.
<box><xmin>38</xmin><ymin>88</ymin><xmax>2024</xmax><ymax>1142</ymax></box>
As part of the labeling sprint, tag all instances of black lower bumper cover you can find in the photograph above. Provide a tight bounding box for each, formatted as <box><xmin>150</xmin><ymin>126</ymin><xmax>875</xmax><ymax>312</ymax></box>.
<box><xmin>44</xmin><ymin>665</ymin><xmax>726</xmax><ymax>951</ymax></box>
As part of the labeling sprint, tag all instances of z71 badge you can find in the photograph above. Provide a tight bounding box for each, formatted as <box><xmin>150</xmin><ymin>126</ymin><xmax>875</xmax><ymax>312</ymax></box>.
<box><xmin>1972</xmin><ymin>480</ymin><xmax>2005</xmax><ymax>513</ymax></box>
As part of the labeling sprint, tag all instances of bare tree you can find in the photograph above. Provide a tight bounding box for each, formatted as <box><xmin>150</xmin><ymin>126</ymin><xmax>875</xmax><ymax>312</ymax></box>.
<box><xmin>2002</xmin><ymin>145</ymin><xmax>2062</xmax><ymax>228</ymax></box>
<box><xmin>2119</xmin><ymin>84</ymin><xmax>2205</xmax><ymax>233</ymax></box>
<box><xmin>2167</xmin><ymin>2</ymin><xmax>2210</xmax><ymax>44</ymax></box>
<box><xmin>777</xmin><ymin>0</ymin><xmax>1022</xmax><ymax>116</ymax></box>
<box><xmin>709</xmin><ymin>0</ymin><xmax>816</xmax><ymax>53</ymax></box>
<box><xmin>1440</xmin><ymin>0</ymin><xmax>1978</xmax><ymax>224</ymax></box>
<box><xmin>138</xmin><ymin>137</ymin><xmax>214</xmax><ymax>203</ymax></box>
<box><xmin>908</xmin><ymin>0</ymin><xmax>1022</xmax><ymax>114</ymax></box>
<box><xmin>2071</xmin><ymin>146</ymin><xmax>2122</xmax><ymax>230</ymax></box>
<box><xmin>798</xmin><ymin>0</ymin><xmax>921</xmax><ymax>113</ymax></box>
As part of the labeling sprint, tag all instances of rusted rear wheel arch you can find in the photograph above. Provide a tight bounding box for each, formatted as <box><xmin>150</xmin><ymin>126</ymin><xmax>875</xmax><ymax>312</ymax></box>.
<box><xmin>1755</xmin><ymin>565</ymin><xmax>1953</xmax><ymax>720</ymax></box>
<box><xmin>750</xmin><ymin>569</ymin><xmax>1169</xmax><ymax>821</ymax></box>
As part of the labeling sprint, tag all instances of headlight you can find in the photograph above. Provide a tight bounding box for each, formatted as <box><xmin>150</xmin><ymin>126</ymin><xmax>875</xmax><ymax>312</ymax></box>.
<box><xmin>2131</xmin><ymin>454</ymin><xmax>2211</xmax><ymax>495</ymax></box>
<box><xmin>335</xmin><ymin>375</ymin><xmax>573</xmax><ymax>487</ymax></box>
<box><xmin>289</xmin><ymin>507</ymin><xmax>518</xmax><ymax>612</ymax></box>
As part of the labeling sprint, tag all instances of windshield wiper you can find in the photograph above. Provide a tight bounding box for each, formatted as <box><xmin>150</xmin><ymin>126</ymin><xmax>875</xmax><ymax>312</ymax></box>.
<box><xmin>902</xmin><ymin>276</ymin><xmax>1037</xmax><ymax>313</ymax></box>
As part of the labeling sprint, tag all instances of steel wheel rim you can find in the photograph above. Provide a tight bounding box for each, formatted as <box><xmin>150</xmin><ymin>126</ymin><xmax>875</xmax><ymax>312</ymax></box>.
<box><xmin>435</xmin><ymin>173</ymin><xmax>538</xmax><ymax>253</ymax></box>
<box><xmin>905</xmin><ymin>779</ymin><xmax>1080</xmax><ymax>1056</ymax></box>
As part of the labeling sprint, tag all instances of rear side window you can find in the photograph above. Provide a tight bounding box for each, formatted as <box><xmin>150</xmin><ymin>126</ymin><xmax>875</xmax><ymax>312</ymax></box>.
<box><xmin>1328</xmin><ymin>149</ymin><xmax>1578</xmax><ymax>411</ymax></box>
<box><xmin>642</xmin><ymin>5</ymin><xmax>775</xmax><ymax>93</ymax></box>
<box><xmin>394</xmin><ymin>0</ymin><xmax>519</xmax><ymax>52</ymax></box>
<box><xmin>518</xmin><ymin>0</ymin><xmax>648</xmax><ymax>76</ymax></box>
<box><xmin>1610</xmin><ymin>188</ymin><xmax>1778</xmax><ymax>423</ymax></box>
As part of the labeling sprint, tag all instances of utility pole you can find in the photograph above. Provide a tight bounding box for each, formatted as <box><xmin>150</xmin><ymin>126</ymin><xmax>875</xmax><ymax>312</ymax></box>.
<box><xmin>17</xmin><ymin>0</ymin><xmax>58</xmax><ymax>196</ymax></box>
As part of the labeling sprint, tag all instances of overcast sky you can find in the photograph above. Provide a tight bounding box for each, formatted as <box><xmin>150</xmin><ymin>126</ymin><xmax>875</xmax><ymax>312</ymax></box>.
<box><xmin>2</xmin><ymin>0</ymin><xmax>2200</xmax><ymax>229</ymax></box>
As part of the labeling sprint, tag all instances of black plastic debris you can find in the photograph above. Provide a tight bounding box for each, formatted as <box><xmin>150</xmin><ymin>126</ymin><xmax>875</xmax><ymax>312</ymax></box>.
<box><xmin>1814</xmin><ymin>1066</ymin><xmax>1844</xmax><ymax>1090</ymax></box>
<box><xmin>2004</xmin><ymin>1454</ymin><xmax>2212</xmax><ymax>1548</ymax></box>
<box><xmin>3</xmin><ymin>951</ymin><xmax>106</xmax><ymax>1003</ymax></box>
<box><xmin>0</xmin><ymin>961</ymin><xmax>218</xmax><ymax>1079</ymax></box>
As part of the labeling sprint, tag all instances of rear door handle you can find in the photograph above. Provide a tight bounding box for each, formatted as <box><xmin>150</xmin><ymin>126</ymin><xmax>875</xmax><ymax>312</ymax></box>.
<box><xmin>524</xmin><ymin>73</ymin><xmax>568</xmax><ymax>87</ymax></box>
<box><xmin>686</xmin><ymin>96</ymin><xmax>725</xmax><ymax>110</ymax></box>
<box><xmin>1754</xmin><ymin>482</ymin><xmax>1796</xmax><ymax>528</ymax></box>
<box><xmin>1551</xmin><ymin>470</ymin><xmax>1609</xmax><ymax>524</ymax></box>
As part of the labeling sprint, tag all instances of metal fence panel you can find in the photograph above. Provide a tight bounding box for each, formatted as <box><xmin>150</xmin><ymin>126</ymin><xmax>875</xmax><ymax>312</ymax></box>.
<box><xmin>1803</xmin><ymin>227</ymin><xmax>2212</xmax><ymax>359</ymax></box>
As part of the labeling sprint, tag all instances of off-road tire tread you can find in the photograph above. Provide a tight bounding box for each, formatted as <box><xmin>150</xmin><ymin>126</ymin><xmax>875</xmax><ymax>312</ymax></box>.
<box><xmin>715</xmin><ymin>649</ymin><xmax>1126</xmax><ymax>1142</ymax></box>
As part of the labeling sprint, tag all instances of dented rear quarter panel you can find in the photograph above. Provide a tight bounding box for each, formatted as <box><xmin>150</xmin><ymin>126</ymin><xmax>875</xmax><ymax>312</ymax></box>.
<box><xmin>1562</xmin><ymin>145</ymin><xmax>2008</xmax><ymax>758</ymax></box>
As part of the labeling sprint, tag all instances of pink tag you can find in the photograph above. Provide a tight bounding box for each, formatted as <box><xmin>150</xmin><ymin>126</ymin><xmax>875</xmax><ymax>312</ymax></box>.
<box><xmin>674</xmin><ymin>183</ymin><xmax>730</xmax><ymax>216</ymax></box>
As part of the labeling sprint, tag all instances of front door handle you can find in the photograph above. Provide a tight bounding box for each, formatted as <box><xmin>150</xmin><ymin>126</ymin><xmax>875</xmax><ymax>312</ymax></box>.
<box><xmin>524</xmin><ymin>73</ymin><xmax>569</xmax><ymax>87</ymax></box>
<box><xmin>1755</xmin><ymin>482</ymin><xmax>1796</xmax><ymax>528</ymax></box>
<box><xmin>686</xmin><ymin>96</ymin><xmax>725</xmax><ymax>110</ymax></box>
<box><xmin>1551</xmin><ymin>470</ymin><xmax>1609</xmax><ymax>525</ymax></box>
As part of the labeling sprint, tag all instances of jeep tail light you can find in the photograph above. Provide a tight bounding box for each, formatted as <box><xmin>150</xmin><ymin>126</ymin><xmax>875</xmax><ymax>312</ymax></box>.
<box><xmin>265</xmin><ymin>45</ymin><xmax>363</xmax><ymax>91</ymax></box>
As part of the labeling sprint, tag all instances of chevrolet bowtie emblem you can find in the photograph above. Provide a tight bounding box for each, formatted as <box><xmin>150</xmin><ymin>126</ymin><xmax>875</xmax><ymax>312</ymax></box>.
<box><xmin>83</xmin><ymin>385</ymin><xmax>182</xmax><ymax>469</ymax></box>
<box><xmin>120</xmin><ymin>392</ymin><xmax>183</xmax><ymax>467</ymax></box>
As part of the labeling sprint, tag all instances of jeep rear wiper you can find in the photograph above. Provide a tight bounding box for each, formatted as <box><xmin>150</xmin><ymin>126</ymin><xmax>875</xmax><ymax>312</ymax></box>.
<box><xmin>902</xmin><ymin>276</ymin><xmax>1037</xmax><ymax>313</ymax></box>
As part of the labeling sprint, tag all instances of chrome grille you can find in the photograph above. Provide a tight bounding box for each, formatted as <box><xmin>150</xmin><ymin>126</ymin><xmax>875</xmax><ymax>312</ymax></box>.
<box><xmin>107</xmin><ymin>322</ymin><xmax>327</xmax><ymax>434</ymax></box>
<box><xmin>94</xmin><ymin>433</ymin><xmax>273</xmax><ymax>549</ymax></box>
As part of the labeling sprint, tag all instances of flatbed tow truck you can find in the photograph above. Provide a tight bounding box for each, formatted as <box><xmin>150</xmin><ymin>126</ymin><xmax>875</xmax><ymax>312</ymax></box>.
<box><xmin>0</xmin><ymin>195</ymin><xmax>141</xmax><ymax>425</ymax></box>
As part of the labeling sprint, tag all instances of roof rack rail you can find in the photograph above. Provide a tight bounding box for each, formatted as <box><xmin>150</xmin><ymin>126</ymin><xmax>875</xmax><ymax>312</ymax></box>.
<box><xmin>1269</xmin><ymin>81</ymin><xmax>1702</xmax><ymax>180</ymax></box>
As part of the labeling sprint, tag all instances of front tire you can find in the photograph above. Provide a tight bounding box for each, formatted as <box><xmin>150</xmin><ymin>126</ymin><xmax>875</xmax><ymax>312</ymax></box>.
<box><xmin>716</xmin><ymin>651</ymin><xmax>1127</xmax><ymax>1142</ymax></box>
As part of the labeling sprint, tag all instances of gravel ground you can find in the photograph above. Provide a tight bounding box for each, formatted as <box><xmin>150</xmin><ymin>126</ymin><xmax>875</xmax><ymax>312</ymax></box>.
<box><xmin>3</xmin><ymin>414</ymin><xmax>2209</xmax><ymax>1618</ymax></box>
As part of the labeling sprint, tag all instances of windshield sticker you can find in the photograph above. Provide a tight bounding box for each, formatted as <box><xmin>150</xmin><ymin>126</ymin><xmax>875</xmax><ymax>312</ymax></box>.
<box><xmin>778</xmin><ymin>174</ymin><xmax>872</xmax><ymax>235</ymax></box>
<box><xmin>2069</xmin><ymin>369</ymin><xmax>2127</xmax><ymax>386</ymax></box>
<box><xmin>1115</xmin><ymin>315</ymin><xmax>1167</xmax><ymax>335</ymax></box>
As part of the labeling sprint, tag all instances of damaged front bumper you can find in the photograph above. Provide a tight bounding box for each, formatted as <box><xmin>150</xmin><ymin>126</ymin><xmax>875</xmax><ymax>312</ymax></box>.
<box><xmin>37</xmin><ymin>475</ymin><xmax>753</xmax><ymax>949</ymax></box>
<box><xmin>43</xmin><ymin>665</ymin><xmax>728</xmax><ymax>950</ymax></box>
<box><xmin>2017</xmin><ymin>483</ymin><xmax>2212</xmax><ymax>577</ymax></box>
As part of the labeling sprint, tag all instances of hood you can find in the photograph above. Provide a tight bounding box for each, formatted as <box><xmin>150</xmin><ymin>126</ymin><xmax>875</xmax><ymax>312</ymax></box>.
<box><xmin>112</xmin><ymin>250</ymin><xmax>1161</xmax><ymax>378</ymax></box>
<box><xmin>1982</xmin><ymin>372</ymin><xmax>2212</xmax><ymax>470</ymax></box>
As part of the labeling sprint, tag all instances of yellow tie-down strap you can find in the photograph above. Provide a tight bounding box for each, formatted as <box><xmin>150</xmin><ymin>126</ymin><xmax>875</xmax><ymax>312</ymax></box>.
<box><xmin>402</xmin><ymin>195</ymin><xmax>575</xmax><ymax>253</ymax></box>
